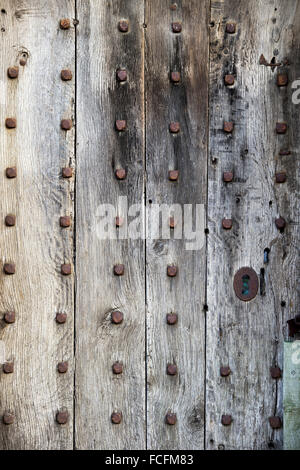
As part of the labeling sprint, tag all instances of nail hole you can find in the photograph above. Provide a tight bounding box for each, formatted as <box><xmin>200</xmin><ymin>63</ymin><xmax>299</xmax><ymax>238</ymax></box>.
<box><xmin>203</xmin><ymin>304</ymin><xmax>209</xmax><ymax>312</ymax></box>
<box><xmin>148</xmin><ymin>199</ymin><xmax>152</xmax><ymax>204</ymax></box>
<box><xmin>264</xmin><ymin>248</ymin><xmax>270</xmax><ymax>264</ymax></box>
<box><xmin>1</xmin><ymin>9</ymin><xmax>6</xmax><ymax>14</ymax></box>
<box><xmin>260</xmin><ymin>268</ymin><xmax>265</xmax><ymax>296</ymax></box>
<box><xmin>1</xmin><ymin>27</ymin><xmax>5</xmax><ymax>32</ymax></box>
<box><xmin>269</xmin><ymin>200</ymin><xmax>273</xmax><ymax>206</ymax></box>
<box><xmin>281</xmin><ymin>300</ymin><xmax>286</xmax><ymax>307</ymax></box>
<box><xmin>236</xmin><ymin>197</ymin><xmax>240</xmax><ymax>204</ymax></box>
<box><xmin>209</xmin><ymin>21</ymin><xmax>215</xmax><ymax>28</ymax></box>
<box><xmin>205</xmin><ymin>228</ymin><xmax>209</xmax><ymax>235</ymax></box>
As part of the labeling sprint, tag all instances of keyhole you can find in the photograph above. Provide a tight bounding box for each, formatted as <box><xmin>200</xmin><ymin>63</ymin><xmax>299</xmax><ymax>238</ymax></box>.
<box><xmin>242</xmin><ymin>275</ymin><xmax>250</xmax><ymax>295</ymax></box>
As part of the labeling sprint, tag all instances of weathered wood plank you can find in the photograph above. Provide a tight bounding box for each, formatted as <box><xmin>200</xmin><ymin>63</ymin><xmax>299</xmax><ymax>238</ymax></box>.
<box><xmin>75</xmin><ymin>0</ymin><xmax>145</xmax><ymax>450</ymax></box>
<box><xmin>145</xmin><ymin>0</ymin><xmax>209</xmax><ymax>450</ymax></box>
<box><xmin>283</xmin><ymin>341</ymin><xmax>300</xmax><ymax>450</ymax></box>
<box><xmin>0</xmin><ymin>0</ymin><xmax>75</xmax><ymax>449</ymax></box>
<box><xmin>206</xmin><ymin>0</ymin><xmax>300</xmax><ymax>450</ymax></box>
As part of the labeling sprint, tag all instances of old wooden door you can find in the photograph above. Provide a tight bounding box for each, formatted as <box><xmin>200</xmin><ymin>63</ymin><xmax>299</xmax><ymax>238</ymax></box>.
<box><xmin>0</xmin><ymin>0</ymin><xmax>299</xmax><ymax>450</ymax></box>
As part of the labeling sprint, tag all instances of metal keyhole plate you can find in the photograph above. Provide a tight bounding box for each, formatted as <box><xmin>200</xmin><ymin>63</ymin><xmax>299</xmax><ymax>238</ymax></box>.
<box><xmin>233</xmin><ymin>267</ymin><xmax>259</xmax><ymax>301</ymax></box>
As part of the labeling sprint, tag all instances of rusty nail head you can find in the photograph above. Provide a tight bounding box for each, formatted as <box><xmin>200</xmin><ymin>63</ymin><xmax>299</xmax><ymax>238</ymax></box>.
<box><xmin>56</xmin><ymin>410</ymin><xmax>69</xmax><ymax>425</ymax></box>
<box><xmin>172</xmin><ymin>22</ymin><xmax>182</xmax><ymax>33</ymax></box>
<box><xmin>277</xmin><ymin>74</ymin><xmax>288</xmax><ymax>87</ymax></box>
<box><xmin>116</xmin><ymin>216</ymin><xmax>124</xmax><ymax>227</ymax></box>
<box><xmin>226</xmin><ymin>23</ymin><xmax>236</xmax><ymax>34</ymax></box>
<box><xmin>112</xmin><ymin>362</ymin><xmax>123</xmax><ymax>374</ymax></box>
<box><xmin>115</xmin><ymin>168</ymin><xmax>127</xmax><ymax>180</ymax></box>
<box><xmin>221</xmin><ymin>414</ymin><xmax>232</xmax><ymax>426</ymax></box>
<box><xmin>111</xmin><ymin>311</ymin><xmax>124</xmax><ymax>324</ymax></box>
<box><xmin>114</xmin><ymin>264</ymin><xmax>125</xmax><ymax>276</ymax></box>
<box><xmin>118</xmin><ymin>20</ymin><xmax>129</xmax><ymax>32</ymax></box>
<box><xmin>60</xmin><ymin>18</ymin><xmax>71</xmax><ymax>30</ymax></box>
<box><xmin>5</xmin><ymin>215</ymin><xmax>16</xmax><ymax>227</ymax></box>
<box><xmin>222</xmin><ymin>218</ymin><xmax>232</xmax><ymax>230</ymax></box>
<box><xmin>224</xmin><ymin>74</ymin><xmax>235</xmax><ymax>86</ymax></box>
<box><xmin>166</xmin><ymin>313</ymin><xmax>178</xmax><ymax>325</ymax></box>
<box><xmin>111</xmin><ymin>412</ymin><xmax>122</xmax><ymax>424</ymax></box>
<box><xmin>57</xmin><ymin>362</ymin><xmax>68</xmax><ymax>374</ymax></box>
<box><xmin>61</xmin><ymin>119</ymin><xmax>72</xmax><ymax>131</ymax></box>
<box><xmin>60</xmin><ymin>216</ymin><xmax>71</xmax><ymax>228</ymax></box>
<box><xmin>56</xmin><ymin>313</ymin><xmax>67</xmax><ymax>324</ymax></box>
<box><xmin>7</xmin><ymin>67</ymin><xmax>19</xmax><ymax>79</ymax></box>
<box><xmin>166</xmin><ymin>413</ymin><xmax>177</xmax><ymax>425</ymax></box>
<box><xmin>5</xmin><ymin>118</ymin><xmax>17</xmax><ymax>129</ymax></box>
<box><xmin>3</xmin><ymin>362</ymin><xmax>14</xmax><ymax>374</ymax></box>
<box><xmin>170</xmin><ymin>3</ymin><xmax>177</xmax><ymax>10</ymax></box>
<box><xmin>275</xmin><ymin>172</ymin><xmax>286</xmax><ymax>183</ymax></box>
<box><xmin>220</xmin><ymin>366</ymin><xmax>231</xmax><ymax>377</ymax></box>
<box><xmin>3</xmin><ymin>413</ymin><xmax>14</xmax><ymax>425</ymax></box>
<box><xmin>61</xmin><ymin>264</ymin><xmax>71</xmax><ymax>275</ymax></box>
<box><xmin>6</xmin><ymin>167</ymin><xmax>17</xmax><ymax>179</ymax></box>
<box><xmin>275</xmin><ymin>217</ymin><xmax>286</xmax><ymax>230</ymax></box>
<box><xmin>169</xmin><ymin>122</ymin><xmax>180</xmax><ymax>133</ymax></box>
<box><xmin>270</xmin><ymin>367</ymin><xmax>282</xmax><ymax>379</ymax></box>
<box><xmin>61</xmin><ymin>69</ymin><xmax>72</xmax><ymax>81</ymax></box>
<box><xmin>224</xmin><ymin>121</ymin><xmax>234</xmax><ymax>133</ymax></box>
<box><xmin>115</xmin><ymin>120</ymin><xmax>126</xmax><ymax>131</ymax></box>
<box><xmin>4</xmin><ymin>312</ymin><xmax>16</xmax><ymax>324</ymax></box>
<box><xmin>167</xmin><ymin>363</ymin><xmax>177</xmax><ymax>376</ymax></box>
<box><xmin>4</xmin><ymin>263</ymin><xmax>15</xmax><ymax>275</ymax></box>
<box><xmin>169</xmin><ymin>217</ymin><xmax>176</xmax><ymax>229</ymax></box>
<box><xmin>117</xmin><ymin>69</ymin><xmax>127</xmax><ymax>82</ymax></box>
<box><xmin>233</xmin><ymin>267</ymin><xmax>259</xmax><ymax>301</ymax></box>
<box><xmin>169</xmin><ymin>170</ymin><xmax>179</xmax><ymax>181</ymax></box>
<box><xmin>276</xmin><ymin>122</ymin><xmax>287</xmax><ymax>134</ymax></box>
<box><xmin>171</xmin><ymin>71</ymin><xmax>180</xmax><ymax>83</ymax></box>
<box><xmin>19</xmin><ymin>58</ymin><xmax>27</xmax><ymax>66</ymax></box>
<box><xmin>269</xmin><ymin>416</ymin><xmax>282</xmax><ymax>429</ymax></box>
<box><xmin>223</xmin><ymin>171</ymin><xmax>233</xmax><ymax>182</ymax></box>
<box><xmin>62</xmin><ymin>167</ymin><xmax>73</xmax><ymax>178</ymax></box>
<box><xmin>167</xmin><ymin>266</ymin><xmax>177</xmax><ymax>277</ymax></box>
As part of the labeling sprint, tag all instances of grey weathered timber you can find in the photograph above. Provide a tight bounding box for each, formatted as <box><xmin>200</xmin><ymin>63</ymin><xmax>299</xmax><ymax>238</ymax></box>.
<box><xmin>145</xmin><ymin>0</ymin><xmax>208</xmax><ymax>450</ymax></box>
<box><xmin>0</xmin><ymin>0</ymin><xmax>75</xmax><ymax>449</ymax></box>
<box><xmin>75</xmin><ymin>0</ymin><xmax>145</xmax><ymax>450</ymax></box>
<box><xmin>283</xmin><ymin>341</ymin><xmax>300</xmax><ymax>450</ymax></box>
<box><xmin>206</xmin><ymin>0</ymin><xmax>300</xmax><ymax>450</ymax></box>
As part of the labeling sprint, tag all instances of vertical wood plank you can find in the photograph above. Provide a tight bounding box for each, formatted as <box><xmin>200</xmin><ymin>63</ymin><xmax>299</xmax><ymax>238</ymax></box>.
<box><xmin>75</xmin><ymin>0</ymin><xmax>145</xmax><ymax>450</ymax></box>
<box><xmin>0</xmin><ymin>0</ymin><xmax>75</xmax><ymax>449</ymax></box>
<box><xmin>206</xmin><ymin>0</ymin><xmax>300</xmax><ymax>450</ymax></box>
<box><xmin>145</xmin><ymin>0</ymin><xmax>209</xmax><ymax>450</ymax></box>
<box><xmin>283</xmin><ymin>341</ymin><xmax>300</xmax><ymax>450</ymax></box>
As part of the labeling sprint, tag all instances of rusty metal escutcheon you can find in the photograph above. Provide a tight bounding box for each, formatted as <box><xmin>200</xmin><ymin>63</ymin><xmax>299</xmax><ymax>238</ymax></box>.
<box><xmin>233</xmin><ymin>267</ymin><xmax>259</xmax><ymax>301</ymax></box>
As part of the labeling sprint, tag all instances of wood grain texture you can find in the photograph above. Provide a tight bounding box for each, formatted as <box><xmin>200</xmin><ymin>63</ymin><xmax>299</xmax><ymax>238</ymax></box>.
<box><xmin>145</xmin><ymin>0</ymin><xmax>208</xmax><ymax>450</ymax></box>
<box><xmin>0</xmin><ymin>0</ymin><xmax>75</xmax><ymax>449</ymax></box>
<box><xmin>206</xmin><ymin>0</ymin><xmax>300</xmax><ymax>450</ymax></box>
<box><xmin>283</xmin><ymin>341</ymin><xmax>300</xmax><ymax>450</ymax></box>
<box><xmin>75</xmin><ymin>0</ymin><xmax>145</xmax><ymax>450</ymax></box>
